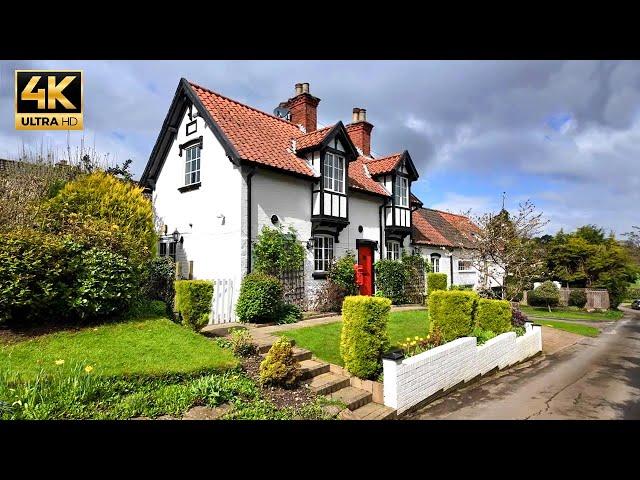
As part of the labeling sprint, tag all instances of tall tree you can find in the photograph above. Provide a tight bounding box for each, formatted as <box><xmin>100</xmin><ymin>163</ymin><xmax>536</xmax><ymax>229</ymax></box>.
<box><xmin>467</xmin><ymin>200</ymin><xmax>548</xmax><ymax>301</ymax></box>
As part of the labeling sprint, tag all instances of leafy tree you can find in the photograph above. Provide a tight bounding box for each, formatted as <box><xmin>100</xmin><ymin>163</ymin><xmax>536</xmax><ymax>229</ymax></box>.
<box><xmin>466</xmin><ymin>200</ymin><xmax>548</xmax><ymax>301</ymax></box>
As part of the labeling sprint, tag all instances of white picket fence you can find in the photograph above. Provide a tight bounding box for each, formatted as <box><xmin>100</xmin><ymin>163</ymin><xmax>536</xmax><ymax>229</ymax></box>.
<box><xmin>209</xmin><ymin>278</ymin><xmax>237</xmax><ymax>324</ymax></box>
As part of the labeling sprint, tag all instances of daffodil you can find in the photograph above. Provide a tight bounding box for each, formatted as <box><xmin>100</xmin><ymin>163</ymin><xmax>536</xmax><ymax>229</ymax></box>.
<box><xmin>84</xmin><ymin>365</ymin><xmax>94</xmax><ymax>373</ymax></box>
<box><xmin>54</xmin><ymin>359</ymin><xmax>65</xmax><ymax>365</ymax></box>
<box><xmin>411</xmin><ymin>341</ymin><xmax>417</xmax><ymax>346</ymax></box>
<box><xmin>414</xmin><ymin>336</ymin><xmax>419</xmax><ymax>340</ymax></box>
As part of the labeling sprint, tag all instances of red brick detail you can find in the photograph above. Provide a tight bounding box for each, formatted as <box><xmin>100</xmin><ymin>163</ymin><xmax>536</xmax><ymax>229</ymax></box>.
<box><xmin>286</xmin><ymin>93</ymin><xmax>320</xmax><ymax>133</ymax></box>
<box><xmin>346</xmin><ymin>122</ymin><xmax>374</xmax><ymax>156</ymax></box>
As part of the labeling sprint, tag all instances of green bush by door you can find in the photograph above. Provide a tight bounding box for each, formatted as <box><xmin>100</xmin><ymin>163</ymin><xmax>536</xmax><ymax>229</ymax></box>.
<box><xmin>175</xmin><ymin>280</ymin><xmax>214</xmax><ymax>330</ymax></box>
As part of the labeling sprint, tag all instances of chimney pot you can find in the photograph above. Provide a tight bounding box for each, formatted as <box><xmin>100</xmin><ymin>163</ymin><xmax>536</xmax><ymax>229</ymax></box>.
<box><xmin>352</xmin><ymin>108</ymin><xmax>360</xmax><ymax>123</ymax></box>
<box><xmin>302</xmin><ymin>82</ymin><xmax>310</xmax><ymax>93</ymax></box>
<box><xmin>295</xmin><ymin>83</ymin><xmax>303</xmax><ymax>95</ymax></box>
<box><xmin>359</xmin><ymin>109</ymin><xmax>367</xmax><ymax>122</ymax></box>
<box><xmin>285</xmin><ymin>83</ymin><xmax>320</xmax><ymax>132</ymax></box>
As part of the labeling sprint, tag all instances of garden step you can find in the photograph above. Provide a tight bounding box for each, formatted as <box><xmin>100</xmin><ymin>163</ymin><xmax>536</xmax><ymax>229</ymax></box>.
<box><xmin>347</xmin><ymin>402</ymin><xmax>397</xmax><ymax>420</ymax></box>
<box><xmin>292</xmin><ymin>348</ymin><xmax>312</xmax><ymax>362</ymax></box>
<box><xmin>299</xmin><ymin>359</ymin><xmax>330</xmax><ymax>380</ymax></box>
<box><xmin>329</xmin><ymin>386</ymin><xmax>372</xmax><ymax>410</ymax></box>
<box><xmin>254</xmin><ymin>337</ymin><xmax>297</xmax><ymax>354</ymax></box>
<box><xmin>306</xmin><ymin>372</ymin><xmax>350</xmax><ymax>395</ymax></box>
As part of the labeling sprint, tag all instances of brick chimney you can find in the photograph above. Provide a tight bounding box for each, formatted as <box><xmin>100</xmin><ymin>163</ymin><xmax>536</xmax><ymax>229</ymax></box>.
<box><xmin>284</xmin><ymin>82</ymin><xmax>320</xmax><ymax>133</ymax></box>
<box><xmin>347</xmin><ymin>107</ymin><xmax>374</xmax><ymax>157</ymax></box>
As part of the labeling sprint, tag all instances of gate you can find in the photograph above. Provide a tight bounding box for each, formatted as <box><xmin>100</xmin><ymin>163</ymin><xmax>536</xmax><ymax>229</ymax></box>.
<box><xmin>209</xmin><ymin>278</ymin><xmax>236</xmax><ymax>324</ymax></box>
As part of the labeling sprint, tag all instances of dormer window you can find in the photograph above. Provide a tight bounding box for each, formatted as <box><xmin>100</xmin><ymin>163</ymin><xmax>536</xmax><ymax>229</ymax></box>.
<box><xmin>395</xmin><ymin>176</ymin><xmax>408</xmax><ymax>207</ymax></box>
<box><xmin>185</xmin><ymin>145</ymin><xmax>201</xmax><ymax>186</ymax></box>
<box><xmin>323</xmin><ymin>153</ymin><xmax>345</xmax><ymax>193</ymax></box>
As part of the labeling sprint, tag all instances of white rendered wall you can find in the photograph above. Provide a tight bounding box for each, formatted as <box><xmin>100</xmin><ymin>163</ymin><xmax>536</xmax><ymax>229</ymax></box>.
<box><xmin>152</xmin><ymin>108</ymin><xmax>243</xmax><ymax>284</ymax></box>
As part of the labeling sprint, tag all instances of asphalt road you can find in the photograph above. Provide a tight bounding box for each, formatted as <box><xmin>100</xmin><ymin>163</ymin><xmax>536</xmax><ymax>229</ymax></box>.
<box><xmin>409</xmin><ymin>307</ymin><xmax>640</xmax><ymax>420</ymax></box>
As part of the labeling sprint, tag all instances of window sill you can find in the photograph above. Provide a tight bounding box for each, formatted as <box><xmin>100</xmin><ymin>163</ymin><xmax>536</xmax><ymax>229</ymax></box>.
<box><xmin>312</xmin><ymin>272</ymin><xmax>328</xmax><ymax>280</ymax></box>
<box><xmin>178</xmin><ymin>182</ymin><xmax>201</xmax><ymax>193</ymax></box>
<box><xmin>458</xmin><ymin>270</ymin><xmax>475</xmax><ymax>274</ymax></box>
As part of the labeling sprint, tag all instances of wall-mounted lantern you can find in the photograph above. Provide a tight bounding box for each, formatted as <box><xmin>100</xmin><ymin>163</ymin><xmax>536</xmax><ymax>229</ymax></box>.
<box><xmin>172</xmin><ymin>229</ymin><xmax>181</xmax><ymax>243</ymax></box>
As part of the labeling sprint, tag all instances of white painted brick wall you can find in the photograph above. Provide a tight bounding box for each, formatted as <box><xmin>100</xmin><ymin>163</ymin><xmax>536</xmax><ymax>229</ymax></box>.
<box><xmin>384</xmin><ymin>325</ymin><xmax>543</xmax><ymax>414</ymax></box>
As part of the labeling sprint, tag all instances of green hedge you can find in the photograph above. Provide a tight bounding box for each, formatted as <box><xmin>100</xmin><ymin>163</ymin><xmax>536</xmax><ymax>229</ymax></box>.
<box><xmin>475</xmin><ymin>298</ymin><xmax>512</xmax><ymax>335</ymax></box>
<box><xmin>340</xmin><ymin>296</ymin><xmax>391</xmax><ymax>379</ymax></box>
<box><xmin>374</xmin><ymin>260</ymin><xmax>407</xmax><ymax>304</ymax></box>
<box><xmin>175</xmin><ymin>280</ymin><xmax>213</xmax><ymax>330</ymax></box>
<box><xmin>235</xmin><ymin>272</ymin><xmax>283</xmax><ymax>323</ymax></box>
<box><xmin>427</xmin><ymin>273</ymin><xmax>448</xmax><ymax>295</ymax></box>
<box><xmin>568</xmin><ymin>289</ymin><xmax>587</xmax><ymax>308</ymax></box>
<box><xmin>428</xmin><ymin>290</ymin><xmax>478</xmax><ymax>343</ymax></box>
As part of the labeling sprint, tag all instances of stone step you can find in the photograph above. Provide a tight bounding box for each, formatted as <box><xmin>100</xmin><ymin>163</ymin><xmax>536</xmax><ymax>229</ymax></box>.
<box><xmin>292</xmin><ymin>348</ymin><xmax>312</xmax><ymax>362</ymax></box>
<box><xmin>344</xmin><ymin>402</ymin><xmax>397</xmax><ymax>420</ymax></box>
<box><xmin>299</xmin><ymin>359</ymin><xmax>330</xmax><ymax>380</ymax></box>
<box><xmin>254</xmin><ymin>336</ymin><xmax>297</xmax><ymax>354</ymax></box>
<box><xmin>306</xmin><ymin>372</ymin><xmax>351</xmax><ymax>395</ymax></box>
<box><xmin>329</xmin><ymin>386</ymin><xmax>372</xmax><ymax>411</ymax></box>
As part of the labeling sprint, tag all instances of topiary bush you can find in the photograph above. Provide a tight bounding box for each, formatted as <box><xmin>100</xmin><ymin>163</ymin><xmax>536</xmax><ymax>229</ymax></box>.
<box><xmin>428</xmin><ymin>290</ymin><xmax>478</xmax><ymax>343</ymax></box>
<box><xmin>475</xmin><ymin>298</ymin><xmax>512</xmax><ymax>335</ymax></box>
<box><xmin>374</xmin><ymin>260</ymin><xmax>407</xmax><ymax>304</ymax></box>
<box><xmin>235</xmin><ymin>272</ymin><xmax>283</xmax><ymax>323</ymax></box>
<box><xmin>174</xmin><ymin>280</ymin><xmax>214</xmax><ymax>330</ymax></box>
<box><xmin>427</xmin><ymin>273</ymin><xmax>448</xmax><ymax>295</ymax></box>
<box><xmin>529</xmin><ymin>281</ymin><xmax>560</xmax><ymax>310</ymax></box>
<box><xmin>569</xmin><ymin>289</ymin><xmax>587</xmax><ymax>308</ymax></box>
<box><xmin>259</xmin><ymin>337</ymin><xmax>300</xmax><ymax>388</ymax></box>
<box><xmin>340</xmin><ymin>296</ymin><xmax>392</xmax><ymax>379</ymax></box>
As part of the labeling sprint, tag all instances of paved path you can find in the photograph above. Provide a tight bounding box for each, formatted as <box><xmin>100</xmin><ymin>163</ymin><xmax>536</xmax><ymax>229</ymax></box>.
<box><xmin>408</xmin><ymin>307</ymin><xmax>640</xmax><ymax>420</ymax></box>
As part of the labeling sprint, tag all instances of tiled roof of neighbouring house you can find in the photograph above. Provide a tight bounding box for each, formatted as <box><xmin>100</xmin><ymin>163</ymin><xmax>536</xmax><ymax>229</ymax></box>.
<box><xmin>188</xmin><ymin>81</ymin><xmax>401</xmax><ymax>197</ymax></box>
<box><xmin>412</xmin><ymin>207</ymin><xmax>479</xmax><ymax>248</ymax></box>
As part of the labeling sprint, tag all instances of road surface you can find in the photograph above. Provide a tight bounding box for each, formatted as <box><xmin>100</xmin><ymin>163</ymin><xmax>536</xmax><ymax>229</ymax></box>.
<box><xmin>409</xmin><ymin>308</ymin><xmax>640</xmax><ymax>420</ymax></box>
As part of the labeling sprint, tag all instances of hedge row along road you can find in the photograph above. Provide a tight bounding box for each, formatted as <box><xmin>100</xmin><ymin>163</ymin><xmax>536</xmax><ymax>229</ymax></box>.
<box><xmin>408</xmin><ymin>307</ymin><xmax>640</xmax><ymax>420</ymax></box>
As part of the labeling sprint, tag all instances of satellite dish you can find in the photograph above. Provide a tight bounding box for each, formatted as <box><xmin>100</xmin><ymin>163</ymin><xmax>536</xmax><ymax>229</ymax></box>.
<box><xmin>273</xmin><ymin>106</ymin><xmax>290</xmax><ymax>120</ymax></box>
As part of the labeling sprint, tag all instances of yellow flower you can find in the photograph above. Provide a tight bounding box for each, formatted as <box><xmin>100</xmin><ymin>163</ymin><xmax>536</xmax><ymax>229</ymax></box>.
<box><xmin>84</xmin><ymin>365</ymin><xmax>94</xmax><ymax>373</ymax></box>
<box><xmin>411</xmin><ymin>341</ymin><xmax>417</xmax><ymax>346</ymax></box>
<box><xmin>406</xmin><ymin>337</ymin><xmax>411</xmax><ymax>342</ymax></box>
<box><xmin>54</xmin><ymin>359</ymin><xmax>65</xmax><ymax>365</ymax></box>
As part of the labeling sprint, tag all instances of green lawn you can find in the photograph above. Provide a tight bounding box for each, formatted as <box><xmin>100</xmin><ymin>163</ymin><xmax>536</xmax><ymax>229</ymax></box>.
<box><xmin>279</xmin><ymin>309</ymin><xmax>430</xmax><ymax>366</ymax></box>
<box><xmin>521</xmin><ymin>306</ymin><xmax>623</xmax><ymax>322</ymax></box>
<box><xmin>536</xmin><ymin>319</ymin><xmax>600</xmax><ymax>337</ymax></box>
<box><xmin>0</xmin><ymin>318</ymin><xmax>238</xmax><ymax>381</ymax></box>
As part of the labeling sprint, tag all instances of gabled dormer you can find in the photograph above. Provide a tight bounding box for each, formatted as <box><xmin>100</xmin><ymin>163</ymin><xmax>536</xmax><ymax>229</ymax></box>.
<box><xmin>296</xmin><ymin>122</ymin><xmax>359</xmax><ymax>238</ymax></box>
<box><xmin>367</xmin><ymin>150</ymin><xmax>419</xmax><ymax>241</ymax></box>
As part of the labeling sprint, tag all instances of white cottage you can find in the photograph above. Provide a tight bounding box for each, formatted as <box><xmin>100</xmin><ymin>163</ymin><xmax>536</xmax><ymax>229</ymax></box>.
<box><xmin>141</xmin><ymin>79</ymin><xmax>421</xmax><ymax>310</ymax></box>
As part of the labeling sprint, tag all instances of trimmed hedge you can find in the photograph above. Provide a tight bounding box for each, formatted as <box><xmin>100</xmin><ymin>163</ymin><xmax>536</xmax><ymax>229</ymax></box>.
<box><xmin>175</xmin><ymin>280</ymin><xmax>213</xmax><ymax>330</ymax></box>
<box><xmin>235</xmin><ymin>272</ymin><xmax>283</xmax><ymax>323</ymax></box>
<box><xmin>427</xmin><ymin>273</ymin><xmax>448</xmax><ymax>294</ymax></box>
<box><xmin>428</xmin><ymin>290</ymin><xmax>478</xmax><ymax>343</ymax></box>
<box><xmin>475</xmin><ymin>298</ymin><xmax>512</xmax><ymax>335</ymax></box>
<box><xmin>528</xmin><ymin>281</ymin><xmax>560</xmax><ymax>308</ymax></box>
<box><xmin>569</xmin><ymin>289</ymin><xmax>587</xmax><ymax>308</ymax></box>
<box><xmin>340</xmin><ymin>296</ymin><xmax>392</xmax><ymax>379</ymax></box>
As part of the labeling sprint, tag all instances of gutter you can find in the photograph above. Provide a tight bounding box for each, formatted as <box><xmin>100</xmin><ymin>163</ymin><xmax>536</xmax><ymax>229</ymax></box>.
<box><xmin>246</xmin><ymin>165</ymin><xmax>257</xmax><ymax>275</ymax></box>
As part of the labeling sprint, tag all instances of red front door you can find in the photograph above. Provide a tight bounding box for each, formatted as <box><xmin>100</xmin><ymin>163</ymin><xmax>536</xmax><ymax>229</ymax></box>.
<box><xmin>358</xmin><ymin>245</ymin><xmax>374</xmax><ymax>296</ymax></box>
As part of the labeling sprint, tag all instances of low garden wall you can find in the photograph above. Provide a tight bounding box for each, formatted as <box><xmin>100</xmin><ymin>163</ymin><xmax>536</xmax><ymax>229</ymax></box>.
<box><xmin>382</xmin><ymin>323</ymin><xmax>542</xmax><ymax>415</ymax></box>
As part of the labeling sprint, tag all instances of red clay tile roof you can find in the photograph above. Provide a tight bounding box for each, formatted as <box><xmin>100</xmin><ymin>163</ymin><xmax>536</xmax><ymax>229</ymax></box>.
<box><xmin>348</xmin><ymin>157</ymin><xmax>390</xmax><ymax>196</ymax></box>
<box><xmin>295</xmin><ymin>125</ymin><xmax>335</xmax><ymax>151</ymax></box>
<box><xmin>412</xmin><ymin>208</ymin><xmax>478</xmax><ymax>248</ymax></box>
<box><xmin>189</xmin><ymin>81</ymin><xmax>315</xmax><ymax>177</ymax></box>
<box><xmin>364</xmin><ymin>153</ymin><xmax>403</xmax><ymax>176</ymax></box>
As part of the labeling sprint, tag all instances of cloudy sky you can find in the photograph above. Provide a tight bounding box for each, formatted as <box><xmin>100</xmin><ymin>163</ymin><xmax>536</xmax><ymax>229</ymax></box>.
<box><xmin>1</xmin><ymin>60</ymin><xmax>638</xmax><ymax>236</ymax></box>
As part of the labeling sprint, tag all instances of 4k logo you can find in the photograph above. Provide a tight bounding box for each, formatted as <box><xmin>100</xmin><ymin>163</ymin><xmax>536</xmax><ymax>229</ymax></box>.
<box><xmin>15</xmin><ymin>70</ymin><xmax>83</xmax><ymax>130</ymax></box>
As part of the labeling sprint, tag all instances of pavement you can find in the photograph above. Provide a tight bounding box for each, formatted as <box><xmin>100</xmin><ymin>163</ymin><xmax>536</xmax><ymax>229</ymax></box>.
<box><xmin>408</xmin><ymin>307</ymin><xmax>640</xmax><ymax>420</ymax></box>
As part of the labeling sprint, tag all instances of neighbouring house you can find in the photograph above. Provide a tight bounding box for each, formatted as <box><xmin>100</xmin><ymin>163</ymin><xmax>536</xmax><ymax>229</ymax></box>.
<box><xmin>141</xmin><ymin>78</ymin><xmax>486</xmax><ymax>313</ymax></box>
<box><xmin>411</xmin><ymin>204</ymin><xmax>500</xmax><ymax>290</ymax></box>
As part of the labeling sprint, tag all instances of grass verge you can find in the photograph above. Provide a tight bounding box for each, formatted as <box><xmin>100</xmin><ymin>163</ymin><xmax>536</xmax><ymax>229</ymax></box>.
<box><xmin>537</xmin><ymin>319</ymin><xmax>600</xmax><ymax>337</ymax></box>
<box><xmin>521</xmin><ymin>306</ymin><xmax>623</xmax><ymax>322</ymax></box>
